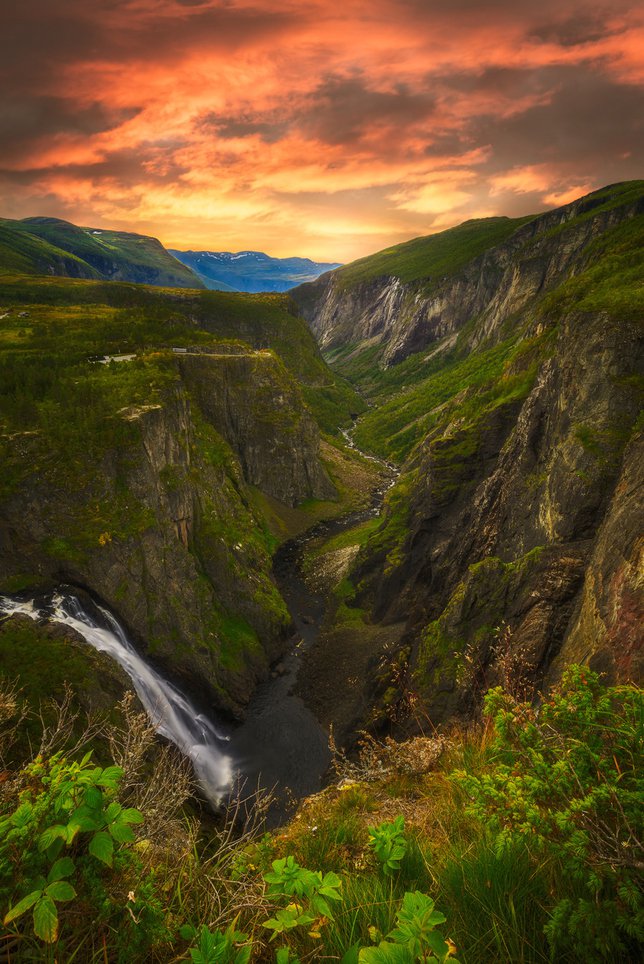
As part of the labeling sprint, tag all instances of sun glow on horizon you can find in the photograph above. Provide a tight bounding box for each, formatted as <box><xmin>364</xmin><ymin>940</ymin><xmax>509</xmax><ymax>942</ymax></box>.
<box><xmin>1</xmin><ymin>0</ymin><xmax>642</xmax><ymax>261</ymax></box>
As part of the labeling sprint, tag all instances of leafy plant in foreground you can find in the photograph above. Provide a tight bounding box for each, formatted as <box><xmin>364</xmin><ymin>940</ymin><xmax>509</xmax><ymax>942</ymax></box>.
<box><xmin>454</xmin><ymin>665</ymin><xmax>643</xmax><ymax>961</ymax></box>
<box><xmin>275</xmin><ymin>948</ymin><xmax>302</xmax><ymax>964</ymax></box>
<box><xmin>359</xmin><ymin>891</ymin><xmax>459</xmax><ymax>963</ymax></box>
<box><xmin>3</xmin><ymin>856</ymin><xmax>76</xmax><ymax>942</ymax></box>
<box><xmin>262</xmin><ymin>855</ymin><xmax>342</xmax><ymax>940</ymax></box>
<box><xmin>368</xmin><ymin>815</ymin><xmax>408</xmax><ymax>874</ymax></box>
<box><xmin>182</xmin><ymin>922</ymin><xmax>252</xmax><ymax>964</ymax></box>
<box><xmin>1</xmin><ymin>751</ymin><xmax>143</xmax><ymax>944</ymax></box>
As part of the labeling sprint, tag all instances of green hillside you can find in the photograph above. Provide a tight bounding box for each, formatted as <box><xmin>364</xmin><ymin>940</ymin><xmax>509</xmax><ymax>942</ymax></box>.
<box><xmin>0</xmin><ymin>274</ymin><xmax>361</xmax><ymax>437</ymax></box>
<box><xmin>329</xmin><ymin>180</ymin><xmax>644</xmax><ymax>293</ymax></box>
<box><xmin>318</xmin><ymin>182</ymin><xmax>644</xmax><ymax>462</ymax></box>
<box><xmin>343</xmin><ymin>213</ymin><xmax>643</xmax><ymax>462</ymax></box>
<box><xmin>0</xmin><ymin>219</ymin><xmax>102</xmax><ymax>279</ymax></box>
<box><xmin>334</xmin><ymin>216</ymin><xmax>532</xmax><ymax>289</ymax></box>
<box><xmin>0</xmin><ymin>217</ymin><xmax>203</xmax><ymax>289</ymax></box>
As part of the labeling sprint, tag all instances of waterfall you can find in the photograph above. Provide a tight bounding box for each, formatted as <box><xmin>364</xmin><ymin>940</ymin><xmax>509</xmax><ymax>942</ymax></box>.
<box><xmin>0</xmin><ymin>589</ymin><xmax>233</xmax><ymax>806</ymax></box>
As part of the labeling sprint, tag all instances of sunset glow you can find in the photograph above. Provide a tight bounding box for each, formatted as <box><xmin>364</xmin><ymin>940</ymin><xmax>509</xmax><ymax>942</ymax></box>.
<box><xmin>2</xmin><ymin>0</ymin><xmax>643</xmax><ymax>260</ymax></box>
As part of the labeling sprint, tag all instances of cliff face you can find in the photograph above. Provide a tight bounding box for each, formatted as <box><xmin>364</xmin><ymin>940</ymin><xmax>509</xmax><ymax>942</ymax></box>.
<box><xmin>550</xmin><ymin>432</ymin><xmax>644</xmax><ymax>685</ymax></box>
<box><xmin>0</xmin><ymin>351</ymin><xmax>334</xmax><ymax>716</ymax></box>
<box><xmin>0</xmin><ymin>267</ymin><xmax>358</xmax><ymax>718</ymax></box>
<box><xmin>295</xmin><ymin>183</ymin><xmax>643</xmax><ymax>729</ymax></box>
<box><xmin>294</xmin><ymin>185</ymin><xmax>644</xmax><ymax>366</ymax></box>
<box><xmin>178</xmin><ymin>352</ymin><xmax>335</xmax><ymax>506</ymax></box>
<box><xmin>357</xmin><ymin>308</ymin><xmax>641</xmax><ymax>722</ymax></box>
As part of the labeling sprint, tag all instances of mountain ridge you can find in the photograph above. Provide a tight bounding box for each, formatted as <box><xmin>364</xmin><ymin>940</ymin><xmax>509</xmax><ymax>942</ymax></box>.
<box><xmin>170</xmin><ymin>247</ymin><xmax>341</xmax><ymax>293</ymax></box>
<box><xmin>293</xmin><ymin>180</ymin><xmax>644</xmax><ymax>366</ymax></box>
<box><xmin>0</xmin><ymin>216</ymin><xmax>204</xmax><ymax>289</ymax></box>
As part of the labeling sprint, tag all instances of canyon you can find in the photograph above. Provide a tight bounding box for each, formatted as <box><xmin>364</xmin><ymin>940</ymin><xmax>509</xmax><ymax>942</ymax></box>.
<box><xmin>0</xmin><ymin>181</ymin><xmax>641</xmax><ymax>806</ymax></box>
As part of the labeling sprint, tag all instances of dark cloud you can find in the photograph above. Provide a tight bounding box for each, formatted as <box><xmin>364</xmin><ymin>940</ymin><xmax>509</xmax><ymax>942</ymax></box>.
<box><xmin>529</xmin><ymin>14</ymin><xmax>625</xmax><ymax>47</ymax></box>
<box><xmin>0</xmin><ymin>145</ymin><xmax>190</xmax><ymax>186</ymax></box>
<box><xmin>202</xmin><ymin>114</ymin><xmax>289</xmax><ymax>143</ymax></box>
<box><xmin>0</xmin><ymin>5</ymin><xmax>101</xmax><ymax>92</ymax></box>
<box><xmin>204</xmin><ymin>74</ymin><xmax>438</xmax><ymax>150</ymax></box>
<box><xmin>440</xmin><ymin>66</ymin><xmax>558</xmax><ymax>98</ymax></box>
<box><xmin>397</xmin><ymin>0</ymin><xmax>634</xmax><ymax>19</ymax></box>
<box><xmin>0</xmin><ymin>1</ymin><xmax>301</xmax><ymax>91</ymax></box>
<box><xmin>298</xmin><ymin>76</ymin><xmax>437</xmax><ymax>147</ymax></box>
<box><xmin>0</xmin><ymin>98</ymin><xmax>141</xmax><ymax>165</ymax></box>
<box><xmin>472</xmin><ymin>67</ymin><xmax>644</xmax><ymax>174</ymax></box>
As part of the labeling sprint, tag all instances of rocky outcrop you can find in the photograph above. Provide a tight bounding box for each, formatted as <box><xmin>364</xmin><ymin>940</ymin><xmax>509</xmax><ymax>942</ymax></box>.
<box><xmin>0</xmin><ymin>348</ymin><xmax>336</xmax><ymax>716</ymax></box>
<box><xmin>549</xmin><ymin>433</ymin><xmax>644</xmax><ymax>685</ymax></box>
<box><xmin>178</xmin><ymin>352</ymin><xmax>335</xmax><ymax>506</ymax></box>
<box><xmin>294</xmin><ymin>185</ymin><xmax>644</xmax><ymax>366</ymax></box>
<box><xmin>297</xmin><ymin>184</ymin><xmax>643</xmax><ymax>729</ymax></box>
<box><xmin>351</xmin><ymin>302</ymin><xmax>642</xmax><ymax>723</ymax></box>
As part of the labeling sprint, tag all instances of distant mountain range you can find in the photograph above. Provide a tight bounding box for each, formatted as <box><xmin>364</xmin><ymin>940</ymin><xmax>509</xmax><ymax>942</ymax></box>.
<box><xmin>0</xmin><ymin>216</ymin><xmax>341</xmax><ymax>294</ymax></box>
<box><xmin>0</xmin><ymin>216</ymin><xmax>203</xmax><ymax>288</ymax></box>
<box><xmin>169</xmin><ymin>249</ymin><xmax>342</xmax><ymax>293</ymax></box>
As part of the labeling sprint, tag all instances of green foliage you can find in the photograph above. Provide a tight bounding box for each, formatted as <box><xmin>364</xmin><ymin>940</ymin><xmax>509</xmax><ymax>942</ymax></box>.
<box><xmin>573</xmin><ymin>422</ymin><xmax>633</xmax><ymax>472</ymax></box>
<box><xmin>184</xmin><ymin>922</ymin><xmax>251</xmax><ymax>964</ymax></box>
<box><xmin>309</xmin><ymin>517</ymin><xmax>382</xmax><ymax>559</ymax></box>
<box><xmin>368</xmin><ymin>816</ymin><xmax>408</xmax><ymax>875</ymax></box>
<box><xmin>0</xmin><ymin>620</ymin><xmax>118</xmax><ymax>755</ymax></box>
<box><xmin>454</xmin><ymin>666</ymin><xmax>644</xmax><ymax>960</ymax></box>
<box><xmin>359</xmin><ymin>891</ymin><xmax>458</xmax><ymax>963</ymax></box>
<box><xmin>361</xmin><ymin>470</ymin><xmax>417</xmax><ymax>575</ymax></box>
<box><xmin>332</xmin><ymin>576</ymin><xmax>369</xmax><ymax>628</ymax></box>
<box><xmin>335</xmin><ymin>217</ymin><xmax>530</xmax><ymax>289</ymax></box>
<box><xmin>1</xmin><ymin>752</ymin><xmax>143</xmax><ymax>945</ymax></box>
<box><xmin>263</xmin><ymin>856</ymin><xmax>343</xmax><ymax>937</ymax></box>
<box><xmin>263</xmin><ymin>904</ymin><xmax>318</xmax><ymax>939</ymax></box>
<box><xmin>3</xmin><ymin>857</ymin><xmax>76</xmax><ymax>942</ymax></box>
<box><xmin>351</xmin><ymin>336</ymin><xmax>535</xmax><ymax>462</ymax></box>
<box><xmin>538</xmin><ymin>211</ymin><xmax>644</xmax><ymax>322</ymax></box>
<box><xmin>275</xmin><ymin>948</ymin><xmax>301</xmax><ymax>964</ymax></box>
<box><xmin>436</xmin><ymin>837</ymin><xmax>550</xmax><ymax>963</ymax></box>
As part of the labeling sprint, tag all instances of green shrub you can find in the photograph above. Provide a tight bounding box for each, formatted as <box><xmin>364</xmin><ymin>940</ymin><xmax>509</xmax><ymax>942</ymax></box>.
<box><xmin>368</xmin><ymin>816</ymin><xmax>408</xmax><ymax>875</ymax></box>
<box><xmin>454</xmin><ymin>666</ymin><xmax>643</xmax><ymax>961</ymax></box>
<box><xmin>262</xmin><ymin>855</ymin><xmax>343</xmax><ymax>940</ymax></box>
<box><xmin>182</xmin><ymin>922</ymin><xmax>251</xmax><ymax>964</ymax></box>
<box><xmin>358</xmin><ymin>890</ymin><xmax>459</xmax><ymax>963</ymax></box>
<box><xmin>0</xmin><ymin>751</ymin><xmax>157</xmax><ymax>953</ymax></box>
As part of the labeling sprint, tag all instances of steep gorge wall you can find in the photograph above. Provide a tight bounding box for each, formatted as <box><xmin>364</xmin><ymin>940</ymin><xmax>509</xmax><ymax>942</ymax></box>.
<box><xmin>178</xmin><ymin>352</ymin><xmax>335</xmax><ymax>506</ymax></box>
<box><xmin>354</xmin><ymin>307</ymin><xmax>642</xmax><ymax>723</ymax></box>
<box><xmin>295</xmin><ymin>185</ymin><xmax>643</xmax><ymax>731</ymax></box>
<box><xmin>0</xmin><ymin>354</ymin><xmax>334</xmax><ymax>716</ymax></box>
<box><xmin>294</xmin><ymin>188</ymin><xmax>644</xmax><ymax>365</ymax></box>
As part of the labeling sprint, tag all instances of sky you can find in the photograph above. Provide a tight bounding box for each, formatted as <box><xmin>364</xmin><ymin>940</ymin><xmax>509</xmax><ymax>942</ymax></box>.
<box><xmin>1</xmin><ymin>0</ymin><xmax>643</xmax><ymax>262</ymax></box>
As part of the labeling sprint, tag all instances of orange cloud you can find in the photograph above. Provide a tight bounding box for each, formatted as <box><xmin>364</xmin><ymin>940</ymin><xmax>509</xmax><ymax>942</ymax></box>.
<box><xmin>1</xmin><ymin>0</ymin><xmax>642</xmax><ymax>259</ymax></box>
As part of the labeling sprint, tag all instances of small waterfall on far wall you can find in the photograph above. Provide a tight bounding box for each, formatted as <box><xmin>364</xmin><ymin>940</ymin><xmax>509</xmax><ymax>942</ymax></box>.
<box><xmin>0</xmin><ymin>589</ymin><xmax>233</xmax><ymax>807</ymax></box>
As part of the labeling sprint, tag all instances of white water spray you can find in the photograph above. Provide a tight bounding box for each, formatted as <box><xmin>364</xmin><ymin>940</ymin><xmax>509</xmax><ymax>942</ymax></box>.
<box><xmin>0</xmin><ymin>590</ymin><xmax>233</xmax><ymax>806</ymax></box>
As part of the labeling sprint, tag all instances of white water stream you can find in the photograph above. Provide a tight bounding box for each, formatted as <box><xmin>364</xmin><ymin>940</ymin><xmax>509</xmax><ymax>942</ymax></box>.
<box><xmin>0</xmin><ymin>589</ymin><xmax>233</xmax><ymax>806</ymax></box>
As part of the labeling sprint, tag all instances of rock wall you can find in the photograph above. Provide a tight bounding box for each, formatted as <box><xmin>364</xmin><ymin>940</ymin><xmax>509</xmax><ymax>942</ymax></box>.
<box><xmin>178</xmin><ymin>352</ymin><xmax>335</xmax><ymax>506</ymax></box>
<box><xmin>350</xmin><ymin>300</ymin><xmax>642</xmax><ymax>723</ymax></box>
<box><xmin>294</xmin><ymin>187</ymin><xmax>644</xmax><ymax>365</ymax></box>
<box><xmin>0</xmin><ymin>350</ymin><xmax>334</xmax><ymax>716</ymax></box>
<box><xmin>295</xmin><ymin>185</ymin><xmax>644</xmax><ymax>728</ymax></box>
